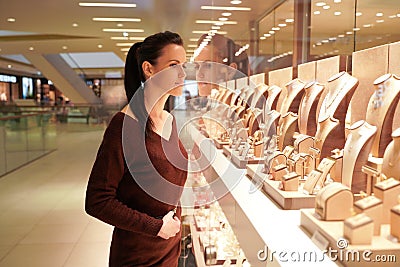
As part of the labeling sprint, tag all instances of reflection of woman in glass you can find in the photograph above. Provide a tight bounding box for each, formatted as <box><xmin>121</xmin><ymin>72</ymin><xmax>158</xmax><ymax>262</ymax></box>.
<box><xmin>85</xmin><ymin>31</ymin><xmax>188</xmax><ymax>267</ymax></box>
<box><xmin>195</xmin><ymin>33</ymin><xmax>250</xmax><ymax>96</ymax></box>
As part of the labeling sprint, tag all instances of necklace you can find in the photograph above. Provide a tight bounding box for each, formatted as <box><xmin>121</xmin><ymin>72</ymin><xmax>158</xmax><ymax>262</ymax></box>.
<box><xmin>325</xmin><ymin>76</ymin><xmax>349</xmax><ymax>110</ymax></box>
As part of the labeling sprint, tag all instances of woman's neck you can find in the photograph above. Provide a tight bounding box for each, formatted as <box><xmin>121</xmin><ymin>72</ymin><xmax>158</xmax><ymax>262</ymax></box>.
<box><xmin>144</xmin><ymin>86</ymin><xmax>169</xmax><ymax>119</ymax></box>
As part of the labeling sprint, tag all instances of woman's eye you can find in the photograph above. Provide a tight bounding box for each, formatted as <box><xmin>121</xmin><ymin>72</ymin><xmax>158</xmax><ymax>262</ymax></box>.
<box><xmin>169</xmin><ymin>63</ymin><xmax>178</xmax><ymax>67</ymax></box>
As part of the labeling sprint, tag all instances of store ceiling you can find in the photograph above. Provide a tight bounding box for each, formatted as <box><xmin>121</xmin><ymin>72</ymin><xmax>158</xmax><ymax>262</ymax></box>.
<box><xmin>0</xmin><ymin>0</ymin><xmax>282</xmax><ymax>78</ymax></box>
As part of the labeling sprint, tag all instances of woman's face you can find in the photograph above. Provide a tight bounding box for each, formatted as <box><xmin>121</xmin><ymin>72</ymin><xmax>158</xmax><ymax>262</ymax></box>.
<box><xmin>149</xmin><ymin>44</ymin><xmax>187</xmax><ymax>96</ymax></box>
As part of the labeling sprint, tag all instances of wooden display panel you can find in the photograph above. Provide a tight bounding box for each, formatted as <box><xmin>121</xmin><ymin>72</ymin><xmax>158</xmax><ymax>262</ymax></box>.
<box><xmin>231</xmin><ymin>151</ymin><xmax>263</xmax><ymax>169</ymax></box>
<box><xmin>268</xmin><ymin>66</ymin><xmax>293</xmax><ymax>112</ymax></box>
<box><xmin>351</xmin><ymin>44</ymin><xmax>389</xmax><ymax>124</ymax></box>
<box><xmin>247</xmin><ymin>164</ymin><xmax>316</xmax><ymax>210</ymax></box>
<box><xmin>249</xmin><ymin>73</ymin><xmax>265</xmax><ymax>86</ymax></box>
<box><xmin>236</xmin><ymin>77</ymin><xmax>248</xmax><ymax>91</ymax></box>
<box><xmin>388</xmin><ymin>41</ymin><xmax>400</xmax><ymax>130</ymax></box>
<box><xmin>298</xmin><ymin>61</ymin><xmax>317</xmax><ymax>83</ymax></box>
<box><xmin>301</xmin><ymin>209</ymin><xmax>400</xmax><ymax>267</ymax></box>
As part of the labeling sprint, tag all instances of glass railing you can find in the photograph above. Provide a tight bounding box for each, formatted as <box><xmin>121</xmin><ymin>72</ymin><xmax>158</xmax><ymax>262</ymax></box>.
<box><xmin>0</xmin><ymin>112</ymin><xmax>56</xmax><ymax>177</ymax></box>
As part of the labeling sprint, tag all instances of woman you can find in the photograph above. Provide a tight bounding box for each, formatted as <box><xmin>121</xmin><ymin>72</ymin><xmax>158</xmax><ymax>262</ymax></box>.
<box><xmin>85</xmin><ymin>31</ymin><xmax>188</xmax><ymax>266</ymax></box>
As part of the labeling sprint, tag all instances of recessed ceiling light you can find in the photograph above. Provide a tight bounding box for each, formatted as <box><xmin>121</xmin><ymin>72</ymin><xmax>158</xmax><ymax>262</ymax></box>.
<box><xmin>334</xmin><ymin>0</ymin><xmax>341</xmax><ymax>3</ymax></box>
<box><xmin>192</xmin><ymin>30</ymin><xmax>227</xmax><ymax>34</ymax></box>
<box><xmin>356</xmin><ymin>12</ymin><xmax>362</xmax><ymax>16</ymax></box>
<box><xmin>376</xmin><ymin>12</ymin><xmax>383</xmax><ymax>17</ymax></box>
<box><xmin>116</xmin><ymin>43</ymin><xmax>134</xmax><ymax>46</ymax></box>
<box><xmin>334</xmin><ymin>11</ymin><xmax>341</xmax><ymax>16</ymax></box>
<box><xmin>7</xmin><ymin>17</ymin><xmax>16</xmax><ymax>22</ymax></box>
<box><xmin>338</xmin><ymin>34</ymin><xmax>345</xmax><ymax>37</ymax></box>
<box><xmin>389</xmin><ymin>15</ymin><xmax>397</xmax><ymax>18</ymax></box>
<box><xmin>323</xmin><ymin>5</ymin><xmax>330</xmax><ymax>10</ymax></box>
<box><xmin>92</xmin><ymin>17</ymin><xmax>141</xmax><ymax>22</ymax></box>
<box><xmin>129</xmin><ymin>37</ymin><xmax>145</xmax><ymax>41</ymax></box>
<box><xmin>315</xmin><ymin>2</ymin><xmax>326</xmax><ymax>7</ymax></box>
<box><xmin>272</xmin><ymin>27</ymin><xmax>280</xmax><ymax>31</ymax></box>
<box><xmin>196</xmin><ymin>19</ymin><xmax>237</xmax><ymax>26</ymax></box>
<box><xmin>120</xmin><ymin>48</ymin><xmax>130</xmax><ymax>52</ymax></box>
<box><xmin>363</xmin><ymin>24</ymin><xmax>373</xmax><ymax>28</ymax></box>
<box><xmin>316</xmin><ymin>42</ymin><xmax>322</xmax><ymax>45</ymax></box>
<box><xmin>72</xmin><ymin>23</ymin><xmax>79</xmax><ymax>27</ymax></box>
<box><xmin>285</xmin><ymin>18</ymin><xmax>294</xmax><ymax>23</ymax></box>
<box><xmin>123</xmin><ymin>32</ymin><xmax>129</xmax><ymax>37</ymax></box>
<box><xmin>7</xmin><ymin>65</ymin><xmax>12</xmax><ymax>68</ymax></box>
<box><xmin>376</xmin><ymin>36</ymin><xmax>383</xmax><ymax>40</ymax></box>
<box><xmin>264</xmin><ymin>33</ymin><xmax>271</xmax><ymax>37</ymax></box>
<box><xmin>230</xmin><ymin>0</ymin><xmax>242</xmax><ymax>4</ymax></box>
<box><xmin>329</xmin><ymin>37</ymin><xmax>337</xmax><ymax>41</ymax></box>
<box><xmin>102</xmin><ymin>28</ymin><xmax>144</xmax><ymax>32</ymax></box>
<box><xmin>201</xmin><ymin>6</ymin><xmax>251</xmax><ymax>11</ymax></box>
<box><xmin>346</xmin><ymin>31</ymin><xmax>353</xmax><ymax>34</ymax></box>
<box><xmin>111</xmin><ymin>37</ymin><xmax>128</xmax><ymax>40</ymax></box>
<box><xmin>278</xmin><ymin>23</ymin><xmax>287</xmax><ymax>27</ymax></box>
<box><xmin>29</xmin><ymin>47</ymin><xmax>34</xmax><ymax>51</ymax></box>
<box><xmin>397</xmin><ymin>13</ymin><xmax>400</xmax><ymax>17</ymax></box>
<box><xmin>189</xmin><ymin>38</ymin><xmax>198</xmax><ymax>42</ymax></box>
<box><xmin>186</xmin><ymin>49</ymin><xmax>195</xmax><ymax>53</ymax></box>
<box><xmin>211</xmin><ymin>25</ymin><xmax>221</xmax><ymax>30</ymax></box>
<box><xmin>79</xmin><ymin>2</ymin><xmax>136</xmax><ymax>8</ymax></box>
<box><xmin>188</xmin><ymin>44</ymin><xmax>197</xmax><ymax>48</ymax></box>
<box><xmin>353</xmin><ymin>27</ymin><xmax>360</xmax><ymax>31</ymax></box>
<box><xmin>98</xmin><ymin>44</ymin><xmax>103</xmax><ymax>48</ymax></box>
<box><xmin>376</xmin><ymin>19</ymin><xmax>384</xmax><ymax>23</ymax></box>
<box><xmin>314</xmin><ymin>11</ymin><xmax>321</xmax><ymax>15</ymax></box>
<box><xmin>218</xmin><ymin>17</ymin><xmax>228</xmax><ymax>21</ymax></box>
<box><xmin>62</xmin><ymin>46</ymin><xmax>68</xmax><ymax>49</ymax></box>
<box><xmin>222</xmin><ymin>12</ymin><xmax>232</xmax><ymax>16</ymax></box>
<box><xmin>269</xmin><ymin>30</ymin><xmax>275</xmax><ymax>34</ymax></box>
<box><xmin>117</xmin><ymin>23</ymin><xmax>124</xmax><ymax>27</ymax></box>
<box><xmin>260</xmin><ymin>36</ymin><xmax>266</xmax><ymax>40</ymax></box>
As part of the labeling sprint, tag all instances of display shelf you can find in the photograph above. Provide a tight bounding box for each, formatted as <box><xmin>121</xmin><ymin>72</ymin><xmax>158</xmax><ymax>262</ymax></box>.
<box><xmin>189</xmin><ymin>124</ymin><xmax>336</xmax><ymax>266</ymax></box>
<box><xmin>222</xmin><ymin>145</ymin><xmax>233</xmax><ymax>158</ymax></box>
<box><xmin>246</xmin><ymin>164</ymin><xmax>316</xmax><ymax>210</ymax></box>
<box><xmin>301</xmin><ymin>209</ymin><xmax>400</xmax><ymax>267</ymax></box>
<box><xmin>214</xmin><ymin>138</ymin><xmax>230</xmax><ymax>149</ymax></box>
<box><xmin>231</xmin><ymin>151</ymin><xmax>264</xmax><ymax>169</ymax></box>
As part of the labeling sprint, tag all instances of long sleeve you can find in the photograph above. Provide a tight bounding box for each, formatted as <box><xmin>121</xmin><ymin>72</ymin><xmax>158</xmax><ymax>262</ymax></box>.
<box><xmin>85</xmin><ymin>113</ymin><xmax>163</xmax><ymax>236</ymax></box>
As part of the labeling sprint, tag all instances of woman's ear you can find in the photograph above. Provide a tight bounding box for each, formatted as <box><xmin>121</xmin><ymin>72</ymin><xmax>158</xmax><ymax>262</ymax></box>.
<box><xmin>142</xmin><ymin>61</ymin><xmax>153</xmax><ymax>79</ymax></box>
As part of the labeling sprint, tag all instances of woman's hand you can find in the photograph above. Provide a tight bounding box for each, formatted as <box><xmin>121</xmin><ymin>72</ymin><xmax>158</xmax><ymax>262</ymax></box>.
<box><xmin>157</xmin><ymin>210</ymin><xmax>181</xmax><ymax>239</ymax></box>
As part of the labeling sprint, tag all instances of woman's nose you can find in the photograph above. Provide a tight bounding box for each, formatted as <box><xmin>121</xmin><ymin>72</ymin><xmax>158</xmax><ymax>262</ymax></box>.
<box><xmin>178</xmin><ymin>65</ymin><xmax>186</xmax><ymax>78</ymax></box>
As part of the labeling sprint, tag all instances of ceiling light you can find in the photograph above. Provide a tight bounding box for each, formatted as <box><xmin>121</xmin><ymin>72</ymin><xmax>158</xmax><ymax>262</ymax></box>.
<box><xmin>186</xmin><ymin>49</ymin><xmax>195</xmax><ymax>53</ymax></box>
<box><xmin>79</xmin><ymin>2</ymin><xmax>136</xmax><ymax>8</ymax></box>
<box><xmin>314</xmin><ymin>11</ymin><xmax>321</xmax><ymax>15</ymax></box>
<box><xmin>334</xmin><ymin>0</ymin><xmax>341</xmax><ymax>3</ymax></box>
<box><xmin>278</xmin><ymin>23</ymin><xmax>287</xmax><ymax>27</ymax></box>
<box><xmin>215</xmin><ymin>22</ymin><xmax>224</xmax><ymax>26</ymax></box>
<box><xmin>338</xmin><ymin>34</ymin><xmax>345</xmax><ymax>37</ymax></box>
<box><xmin>329</xmin><ymin>37</ymin><xmax>337</xmax><ymax>41</ymax></box>
<box><xmin>195</xmin><ymin>20</ymin><xmax>237</xmax><ymax>24</ymax></box>
<box><xmin>346</xmin><ymin>31</ymin><xmax>353</xmax><ymax>34</ymax></box>
<box><xmin>29</xmin><ymin>47</ymin><xmax>34</xmax><ymax>51</ymax></box>
<box><xmin>272</xmin><ymin>27</ymin><xmax>280</xmax><ymax>31</ymax></box>
<box><xmin>201</xmin><ymin>6</ymin><xmax>251</xmax><ymax>11</ymax></box>
<box><xmin>117</xmin><ymin>23</ymin><xmax>124</xmax><ymax>27</ymax></box>
<box><xmin>376</xmin><ymin>19</ymin><xmax>384</xmax><ymax>23</ymax></box>
<box><xmin>111</xmin><ymin>37</ymin><xmax>128</xmax><ymax>40</ymax></box>
<box><xmin>264</xmin><ymin>33</ymin><xmax>271</xmax><ymax>37</ymax></box>
<box><xmin>222</xmin><ymin>12</ymin><xmax>232</xmax><ymax>16</ymax></box>
<box><xmin>72</xmin><ymin>23</ymin><xmax>79</xmax><ymax>27</ymax></box>
<box><xmin>334</xmin><ymin>11</ymin><xmax>341</xmax><ymax>16</ymax></box>
<box><xmin>7</xmin><ymin>17</ymin><xmax>16</xmax><ymax>22</ymax></box>
<box><xmin>123</xmin><ymin>32</ymin><xmax>129</xmax><ymax>37</ymax></box>
<box><xmin>316</xmin><ymin>42</ymin><xmax>322</xmax><ymax>45</ymax></box>
<box><xmin>116</xmin><ymin>43</ymin><xmax>134</xmax><ymax>46</ymax></box>
<box><xmin>62</xmin><ymin>46</ymin><xmax>68</xmax><ymax>49</ymax></box>
<box><xmin>192</xmin><ymin>30</ymin><xmax>227</xmax><ymax>34</ymax></box>
<box><xmin>397</xmin><ymin>13</ymin><xmax>400</xmax><ymax>17</ymax></box>
<box><xmin>260</xmin><ymin>36</ymin><xmax>266</xmax><ymax>40</ymax></box>
<box><xmin>269</xmin><ymin>30</ymin><xmax>275</xmax><ymax>34</ymax></box>
<box><xmin>230</xmin><ymin>0</ymin><xmax>242</xmax><ymax>4</ymax></box>
<box><xmin>92</xmin><ymin>17</ymin><xmax>141</xmax><ymax>22</ymax></box>
<box><xmin>98</xmin><ymin>44</ymin><xmax>103</xmax><ymax>48</ymax></box>
<box><xmin>211</xmin><ymin>26</ymin><xmax>220</xmax><ymax>29</ymax></box>
<box><xmin>323</xmin><ymin>5</ymin><xmax>330</xmax><ymax>10</ymax></box>
<box><xmin>7</xmin><ymin>65</ymin><xmax>12</xmax><ymax>69</ymax></box>
<box><xmin>120</xmin><ymin>48</ymin><xmax>130</xmax><ymax>52</ymax></box>
<box><xmin>376</xmin><ymin>36</ymin><xmax>383</xmax><ymax>40</ymax></box>
<box><xmin>353</xmin><ymin>27</ymin><xmax>360</xmax><ymax>31</ymax></box>
<box><xmin>363</xmin><ymin>24</ymin><xmax>373</xmax><ymax>28</ymax></box>
<box><xmin>189</xmin><ymin>38</ymin><xmax>198</xmax><ymax>42</ymax></box>
<box><xmin>356</xmin><ymin>12</ymin><xmax>362</xmax><ymax>16</ymax></box>
<box><xmin>285</xmin><ymin>18</ymin><xmax>294</xmax><ymax>23</ymax></box>
<box><xmin>376</xmin><ymin>12</ymin><xmax>383</xmax><ymax>17</ymax></box>
<box><xmin>322</xmin><ymin>40</ymin><xmax>329</xmax><ymax>43</ymax></box>
<box><xmin>188</xmin><ymin>44</ymin><xmax>197</xmax><ymax>48</ymax></box>
<box><xmin>389</xmin><ymin>15</ymin><xmax>396</xmax><ymax>19</ymax></box>
<box><xmin>102</xmin><ymin>28</ymin><xmax>144</xmax><ymax>32</ymax></box>
<box><xmin>315</xmin><ymin>2</ymin><xmax>326</xmax><ymax>7</ymax></box>
<box><xmin>218</xmin><ymin>17</ymin><xmax>228</xmax><ymax>21</ymax></box>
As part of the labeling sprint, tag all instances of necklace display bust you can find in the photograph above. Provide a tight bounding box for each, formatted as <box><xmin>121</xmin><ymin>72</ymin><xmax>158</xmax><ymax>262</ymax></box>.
<box><xmin>298</xmin><ymin>81</ymin><xmax>324</xmax><ymax>136</ymax></box>
<box><xmin>318</xmin><ymin>71</ymin><xmax>358</xmax><ymax>123</ymax></box>
<box><xmin>251</xmin><ymin>84</ymin><xmax>269</xmax><ymax>109</ymax></box>
<box><xmin>266</xmin><ymin>85</ymin><xmax>282</xmax><ymax>111</ymax></box>
<box><xmin>382</xmin><ymin>127</ymin><xmax>400</xmax><ymax>180</ymax></box>
<box><xmin>279</xmin><ymin>78</ymin><xmax>306</xmax><ymax>116</ymax></box>
<box><xmin>278</xmin><ymin>112</ymin><xmax>298</xmax><ymax>151</ymax></box>
<box><xmin>366</xmin><ymin>74</ymin><xmax>400</xmax><ymax>158</ymax></box>
<box><xmin>342</xmin><ymin>120</ymin><xmax>377</xmax><ymax>193</ymax></box>
<box><xmin>314</xmin><ymin>116</ymin><xmax>342</xmax><ymax>159</ymax></box>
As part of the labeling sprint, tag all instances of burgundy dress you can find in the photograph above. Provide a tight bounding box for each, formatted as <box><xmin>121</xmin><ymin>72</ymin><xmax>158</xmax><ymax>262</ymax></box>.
<box><xmin>85</xmin><ymin>112</ymin><xmax>188</xmax><ymax>267</ymax></box>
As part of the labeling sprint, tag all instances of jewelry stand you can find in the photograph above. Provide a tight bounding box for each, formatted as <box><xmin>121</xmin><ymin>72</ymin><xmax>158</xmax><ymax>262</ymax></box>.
<box><xmin>277</xmin><ymin>112</ymin><xmax>298</xmax><ymax>151</ymax></box>
<box><xmin>279</xmin><ymin>78</ymin><xmax>306</xmax><ymax>116</ymax></box>
<box><xmin>314</xmin><ymin>116</ymin><xmax>343</xmax><ymax>159</ymax></box>
<box><xmin>318</xmin><ymin>71</ymin><xmax>359</xmax><ymax>123</ymax></box>
<box><xmin>382</xmin><ymin>127</ymin><xmax>400</xmax><ymax>181</ymax></box>
<box><xmin>366</xmin><ymin>74</ymin><xmax>400</xmax><ymax>158</ymax></box>
<box><xmin>251</xmin><ymin>84</ymin><xmax>269</xmax><ymax>109</ymax></box>
<box><xmin>298</xmin><ymin>81</ymin><xmax>324</xmax><ymax>136</ymax></box>
<box><xmin>266</xmin><ymin>85</ymin><xmax>282</xmax><ymax>111</ymax></box>
<box><xmin>342</xmin><ymin>120</ymin><xmax>377</xmax><ymax>193</ymax></box>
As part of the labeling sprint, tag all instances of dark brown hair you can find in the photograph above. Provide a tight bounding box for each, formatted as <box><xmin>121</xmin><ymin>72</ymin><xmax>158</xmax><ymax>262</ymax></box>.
<box><xmin>124</xmin><ymin>31</ymin><xmax>183</xmax><ymax>136</ymax></box>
